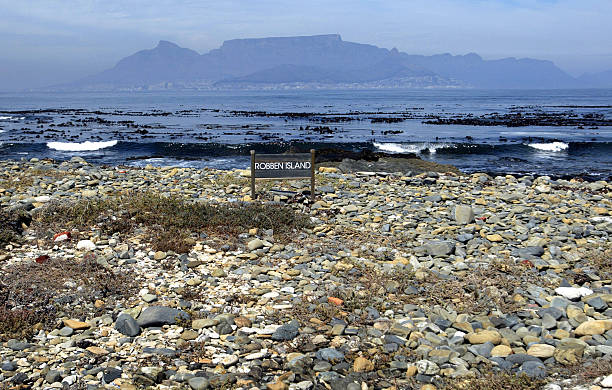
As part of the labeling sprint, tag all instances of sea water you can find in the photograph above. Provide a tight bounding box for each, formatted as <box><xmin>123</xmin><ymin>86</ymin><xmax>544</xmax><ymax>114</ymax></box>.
<box><xmin>0</xmin><ymin>88</ymin><xmax>611</xmax><ymax>179</ymax></box>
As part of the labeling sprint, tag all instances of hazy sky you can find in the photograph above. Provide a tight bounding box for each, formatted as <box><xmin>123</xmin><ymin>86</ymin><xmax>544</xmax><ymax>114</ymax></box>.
<box><xmin>1</xmin><ymin>0</ymin><xmax>611</xmax><ymax>90</ymax></box>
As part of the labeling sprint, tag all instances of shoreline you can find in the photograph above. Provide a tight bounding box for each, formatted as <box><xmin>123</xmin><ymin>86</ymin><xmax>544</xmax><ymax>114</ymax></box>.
<box><xmin>1</xmin><ymin>158</ymin><xmax>612</xmax><ymax>389</ymax></box>
<box><xmin>0</xmin><ymin>153</ymin><xmax>610</xmax><ymax>183</ymax></box>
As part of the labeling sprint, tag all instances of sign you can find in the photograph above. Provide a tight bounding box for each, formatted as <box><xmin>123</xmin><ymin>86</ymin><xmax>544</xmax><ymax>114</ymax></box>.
<box><xmin>250</xmin><ymin>150</ymin><xmax>315</xmax><ymax>201</ymax></box>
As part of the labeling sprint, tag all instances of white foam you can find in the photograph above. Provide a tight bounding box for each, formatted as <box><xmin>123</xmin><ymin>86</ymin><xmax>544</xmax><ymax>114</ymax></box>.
<box><xmin>527</xmin><ymin>142</ymin><xmax>569</xmax><ymax>152</ymax></box>
<box><xmin>374</xmin><ymin>142</ymin><xmax>452</xmax><ymax>154</ymax></box>
<box><xmin>0</xmin><ymin>116</ymin><xmax>12</xmax><ymax>120</ymax></box>
<box><xmin>47</xmin><ymin>140</ymin><xmax>118</xmax><ymax>152</ymax></box>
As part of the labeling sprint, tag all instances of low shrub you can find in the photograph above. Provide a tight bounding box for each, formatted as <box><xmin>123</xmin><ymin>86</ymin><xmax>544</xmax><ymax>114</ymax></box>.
<box><xmin>444</xmin><ymin>371</ymin><xmax>547</xmax><ymax>390</ymax></box>
<box><xmin>0</xmin><ymin>208</ymin><xmax>31</xmax><ymax>249</ymax></box>
<box><xmin>0</xmin><ymin>255</ymin><xmax>135</xmax><ymax>340</ymax></box>
<box><xmin>35</xmin><ymin>192</ymin><xmax>312</xmax><ymax>253</ymax></box>
<box><xmin>0</xmin><ymin>305</ymin><xmax>48</xmax><ymax>341</ymax></box>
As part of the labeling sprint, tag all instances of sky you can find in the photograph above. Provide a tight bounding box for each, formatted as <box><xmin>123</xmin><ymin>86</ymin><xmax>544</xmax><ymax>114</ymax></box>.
<box><xmin>1</xmin><ymin>0</ymin><xmax>611</xmax><ymax>90</ymax></box>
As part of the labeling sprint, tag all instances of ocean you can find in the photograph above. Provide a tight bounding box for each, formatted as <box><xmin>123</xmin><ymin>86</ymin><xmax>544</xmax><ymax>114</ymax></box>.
<box><xmin>0</xmin><ymin>89</ymin><xmax>611</xmax><ymax>179</ymax></box>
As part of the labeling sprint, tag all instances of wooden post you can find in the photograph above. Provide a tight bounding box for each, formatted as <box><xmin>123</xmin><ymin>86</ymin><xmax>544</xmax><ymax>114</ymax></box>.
<box><xmin>310</xmin><ymin>149</ymin><xmax>315</xmax><ymax>203</ymax></box>
<box><xmin>250</xmin><ymin>150</ymin><xmax>256</xmax><ymax>200</ymax></box>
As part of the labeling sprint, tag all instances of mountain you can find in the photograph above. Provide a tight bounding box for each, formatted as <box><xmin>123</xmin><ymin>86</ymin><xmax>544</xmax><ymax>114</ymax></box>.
<box><xmin>578</xmin><ymin>70</ymin><xmax>612</xmax><ymax>88</ymax></box>
<box><xmin>399</xmin><ymin>53</ymin><xmax>581</xmax><ymax>89</ymax></box>
<box><xmin>64</xmin><ymin>34</ymin><xmax>583</xmax><ymax>90</ymax></box>
<box><xmin>67</xmin><ymin>41</ymin><xmax>201</xmax><ymax>89</ymax></box>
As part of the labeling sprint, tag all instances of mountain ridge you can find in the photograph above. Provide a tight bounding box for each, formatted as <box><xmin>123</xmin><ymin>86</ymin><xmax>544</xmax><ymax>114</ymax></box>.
<box><xmin>61</xmin><ymin>34</ymin><xmax>593</xmax><ymax>90</ymax></box>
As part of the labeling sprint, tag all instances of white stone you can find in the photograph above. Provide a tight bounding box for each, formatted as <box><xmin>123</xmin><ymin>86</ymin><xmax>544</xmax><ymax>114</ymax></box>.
<box><xmin>554</xmin><ymin>287</ymin><xmax>593</xmax><ymax>300</ymax></box>
<box><xmin>416</xmin><ymin>359</ymin><xmax>440</xmax><ymax>375</ymax></box>
<box><xmin>34</xmin><ymin>195</ymin><xmax>51</xmax><ymax>203</ymax></box>
<box><xmin>244</xmin><ymin>349</ymin><xmax>268</xmax><ymax>360</ymax></box>
<box><xmin>601</xmin><ymin>374</ymin><xmax>612</xmax><ymax>388</ymax></box>
<box><xmin>262</xmin><ymin>291</ymin><xmax>280</xmax><ymax>299</ymax></box>
<box><xmin>76</xmin><ymin>240</ymin><xmax>96</xmax><ymax>251</ymax></box>
<box><xmin>290</xmin><ymin>381</ymin><xmax>314</xmax><ymax>390</ymax></box>
<box><xmin>54</xmin><ymin>233</ymin><xmax>70</xmax><ymax>242</ymax></box>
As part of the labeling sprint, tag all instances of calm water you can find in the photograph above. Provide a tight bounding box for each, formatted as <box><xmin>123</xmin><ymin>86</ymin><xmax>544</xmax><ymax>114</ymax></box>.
<box><xmin>1</xmin><ymin>89</ymin><xmax>611</xmax><ymax>179</ymax></box>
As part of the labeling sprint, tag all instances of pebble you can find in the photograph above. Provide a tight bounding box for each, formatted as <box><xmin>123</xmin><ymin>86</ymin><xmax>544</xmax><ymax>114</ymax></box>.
<box><xmin>114</xmin><ymin>313</ymin><xmax>141</xmax><ymax>336</ymax></box>
<box><xmin>1</xmin><ymin>160</ymin><xmax>611</xmax><ymax>389</ymax></box>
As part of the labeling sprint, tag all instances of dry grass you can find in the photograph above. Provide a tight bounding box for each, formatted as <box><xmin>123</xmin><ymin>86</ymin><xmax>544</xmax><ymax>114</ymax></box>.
<box><xmin>411</xmin><ymin>258</ymin><xmax>553</xmax><ymax>315</ymax></box>
<box><xmin>552</xmin><ymin>358</ymin><xmax>612</xmax><ymax>385</ymax></box>
<box><xmin>0</xmin><ymin>255</ymin><xmax>136</xmax><ymax>340</ymax></box>
<box><xmin>33</xmin><ymin>192</ymin><xmax>313</xmax><ymax>253</ymax></box>
<box><xmin>0</xmin><ymin>168</ymin><xmax>70</xmax><ymax>192</ymax></box>
<box><xmin>443</xmin><ymin>370</ymin><xmax>547</xmax><ymax>390</ymax></box>
<box><xmin>581</xmin><ymin>243</ymin><xmax>612</xmax><ymax>281</ymax></box>
<box><xmin>0</xmin><ymin>208</ymin><xmax>31</xmax><ymax>250</ymax></box>
<box><xmin>289</xmin><ymin>255</ymin><xmax>554</xmax><ymax>328</ymax></box>
<box><xmin>0</xmin><ymin>306</ymin><xmax>47</xmax><ymax>341</ymax></box>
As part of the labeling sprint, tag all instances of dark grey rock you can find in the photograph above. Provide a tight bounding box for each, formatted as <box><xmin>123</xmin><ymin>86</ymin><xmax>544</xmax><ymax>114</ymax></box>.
<box><xmin>506</xmin><ymin>354</ymin><xmax>542</xmax><ymax>366</ymax></box>
<box><xmin>366</xmin><ymin>307</ymin><xmax>380</xmax><ymax>320</ymax></box>
<box><xmin>586</xmin><ymin>296</ymin><xmax>607</xmax><ymax>311</ymax></box>
<box><xmin>1</xmin><ymin>361</ymin><xmax>16</xmax><ymax>371</ymax></box>
<box><xmin>103</xmin><ymin>368</ymin><xmax>122</xmax><ymax>383</ymax></box>
<box><xmin>424</xmin><ymin>195</ymin><xmax>442</xmax><ymax>203</ymax></box>
<box><xmin>519</xmin><ymin>361</ymin><xmax>547</xmax><ymax>378</ymax></box>
<box><xmin>489</xmin><ymin>357</ymin><xmax>513</xmax><ymax>370</ymax></box>
<box><xmin>538</xmin><ymin>307</ymin><xmax>564</xmax><ymax>321</ymax></box>
<box><xmin>319</xmin><ymin>185</ymin><xmax>335</xmax><ymax>194</ymax></box>
<box><xmin>313</xmin><ymin>361</ymin><xmax>332</xmax><ymax>372</ymax></box>
<box><xmin>315</xmin><ymin>348</ymin><xmax>345</xmax><ymax>363</ymax></box>
<box><xmin>10</xmin><ymin>372</ymin><xmax>28</xmax><ymax>384</ymax></box>
<box><xmin>384</xmin><ymin>334</ymin><xmax>407</xmax><ymax>346</ymax></box>
<box><xmin>216</xmin><ymin>322</ymin><xmax>233</xmax><ymax>335</ymax></box>
<box><xmin>115</xmin><ymin>313</ymin><xmax>141</xmax><ymax>337</ymax></box>
<box><xmin>6</xmin><ymin>339</ymin><xmax>31</xmax><ymax>351</ymax></box>
<box><xmin>45</xmin><ymin>370</ymin><xmax>62</xmax><ymax>383</ymax></box>
<box><xmin>469</xmin><ymin>341</ymin><xmax>494</xmax><ymax>358</ymax></box>
<box><xmin>512</xmin><ymin>246</ymin><xmax>545</xmax><ymax>258</ymax></box>
<box><xmin>425</xmin><ymin>240</ymin><xmax>455</xmax><ymax>257</ymax></box>
<box><xmin>456</xmin><ymin>234</ymin><xmax>474</xmax><ymax>243</ymax></box>
<box><xmin>384</xmin><ymin>343</ymin><xmax>399</xmax><ymax>353</ymax></box>
<box><xmin>271</xmin><ymin>320</ymin><xmax>299</xmax><ymax>341</ymax></box>
<box><xmin>137</xmin><ymin>306</ymin><xmax>190</xmax><ymax>327</ymax></box>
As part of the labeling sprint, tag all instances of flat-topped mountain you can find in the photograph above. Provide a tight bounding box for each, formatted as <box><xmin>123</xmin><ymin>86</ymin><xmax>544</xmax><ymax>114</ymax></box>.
<box><xmin>64</xmin><ymin>34</ymin><xmax>584</xmax><ymax>90</ymax></box>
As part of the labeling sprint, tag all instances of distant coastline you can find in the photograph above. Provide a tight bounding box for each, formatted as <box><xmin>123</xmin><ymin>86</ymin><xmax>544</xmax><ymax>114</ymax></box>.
<box><xmin>46</xmin><ymin>34</ymin><xmax>612</xmax><ymax>92</ymax></box>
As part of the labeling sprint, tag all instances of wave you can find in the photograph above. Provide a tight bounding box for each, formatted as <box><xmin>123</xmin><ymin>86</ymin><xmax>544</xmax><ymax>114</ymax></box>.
<box><xmin>0</xmin><ymin>116</ymin><xmax>12</xmax><ymax>120</ymax></box>
<box><xmin>527</xmin><ymin>142</ymin><xmax>569</xmax><ymax>152</ymax></box>
<box><xmin>374</xmin><ymin>142</ymin><xmax>454</xmax><ymax>154</ymax></box>
<box><xmin>47</xmin><ymin>140</ymin><xmax>118</xmax><ymax>152</ymax></box>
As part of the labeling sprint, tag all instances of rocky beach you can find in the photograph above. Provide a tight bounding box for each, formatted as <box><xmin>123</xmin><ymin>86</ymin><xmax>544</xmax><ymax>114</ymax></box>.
<box><xmin>1</xmin><ymin>157</ymin><xmax>612</xmax><ymax>390</ymax></box>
